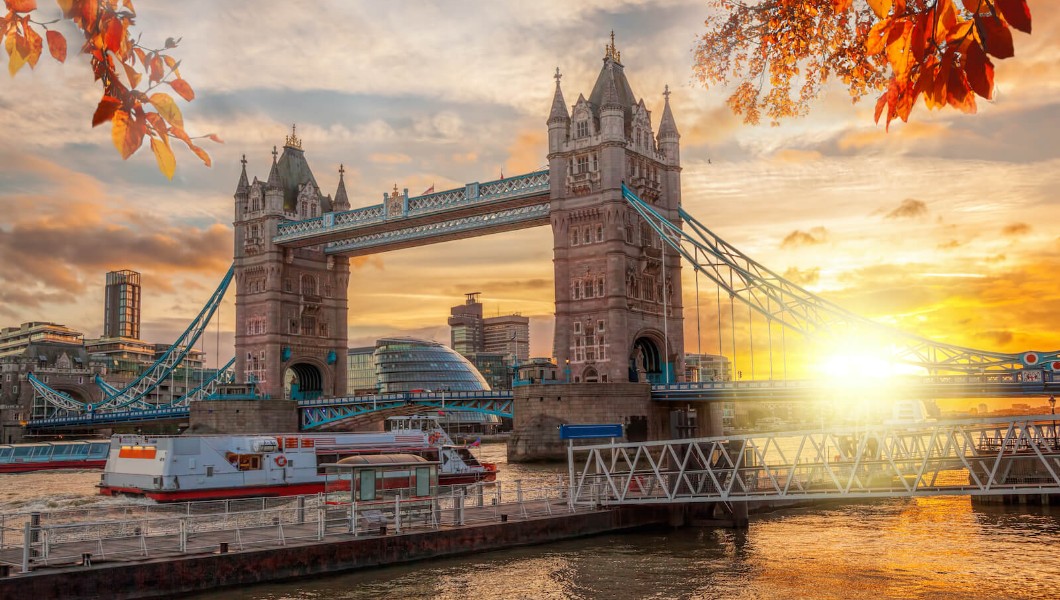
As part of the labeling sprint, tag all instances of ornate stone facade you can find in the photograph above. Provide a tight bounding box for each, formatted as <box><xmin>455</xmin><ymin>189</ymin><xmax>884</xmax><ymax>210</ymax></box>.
<box><xmin>233</xmin><ymin>130</ymin><xmax>350</xmax><ymax>400</ymax></box>
<box><xmin>547</xmin><ymin>40</ymin><xmax>685</xmax><ymax>384</ymax></box>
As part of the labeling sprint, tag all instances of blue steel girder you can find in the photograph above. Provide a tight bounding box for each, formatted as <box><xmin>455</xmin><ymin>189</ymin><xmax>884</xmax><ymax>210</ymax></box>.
<box><xmin>299</xmin><ymin>392</ymin><xmax>515</xmax><ymax>429</ymax></box>
<box><xmin>620</xmin><ymin>184</ymin><xmax>1060</xmax><ymax>374</ymax></box>
<box><xmin>26</xmin><ymin>406</ymin><xmax>190</xmax><ymax>429</ymax></box>
<box><xmin>274</xmin><ymin>170</ymin><xmax>550</xmax><ymax>251</ymax></box>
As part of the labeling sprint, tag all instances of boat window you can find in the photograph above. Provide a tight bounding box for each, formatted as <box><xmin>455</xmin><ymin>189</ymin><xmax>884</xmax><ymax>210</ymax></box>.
<box><xmin>415</xmin><ymin>467</ymin><xmax>430</xmax><ymax>497</ymax></box>
<box><xmin>0</xmin><ymin>447</ymin><xmax>12</xmax><ymax>459</ymax></box>
<box><xmin>236</xmin><ymin>454</ymin><xmax>262</xmax><ymax>471</ymax></box>
<box><xmin>13</xmin><ymin>446</ymin><xmax>32</xmax><ymax>458</ymax></box>
<box><xmin>206</xmin><ymin>465</ymin><xmax>214</xmax><ymax>477</ymax></box>
<box><xmin>52</xmin><ymin>444</ymin><xmax>75</xmax><ymax>457</ymax></box>
<box><xmin>359</xmin><ymin>470</ymin><xmax>376</xmax><ymax>501</ymax></box>
<box><xmin>88</xmin><ymin>443</ymin><xmax>110</xmax><ymax>458</ymax></box>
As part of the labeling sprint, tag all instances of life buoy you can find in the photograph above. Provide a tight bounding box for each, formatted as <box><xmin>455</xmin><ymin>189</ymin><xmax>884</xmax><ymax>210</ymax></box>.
<box><xmin>275</xmin><ymin>455</ymin><xmax>288</xmax><ymax>467</ymax></box>
<box><xmin>428</xmin><ymin>432</ymin><xmax>441</xmax><ymax>445</ymax></box>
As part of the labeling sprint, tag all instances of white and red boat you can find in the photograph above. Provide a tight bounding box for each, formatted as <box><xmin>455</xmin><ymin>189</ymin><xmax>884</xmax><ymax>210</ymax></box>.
<box><xmin>0</xmin><ymin>440</ymin><xmax>111</xmax><ymax>473</ymax></box>
<box><xmin>98</xmin><ymin>417</ymin><xmax>497</xmax><ymax>502</ymax></box>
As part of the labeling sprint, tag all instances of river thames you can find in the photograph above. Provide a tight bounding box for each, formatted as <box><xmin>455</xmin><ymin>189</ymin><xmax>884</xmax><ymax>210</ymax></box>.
<box><xmin>2</xmin><ymin>442</ymin><xmax>1058</xmax><ymax>599</ymax></box>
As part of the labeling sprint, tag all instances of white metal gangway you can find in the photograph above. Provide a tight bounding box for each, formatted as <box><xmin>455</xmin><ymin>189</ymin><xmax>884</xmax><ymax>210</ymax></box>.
<box><xmin>568</xmin><ymin>416</ymin><xmax>1060</xmax><ymax>506</ymax></box>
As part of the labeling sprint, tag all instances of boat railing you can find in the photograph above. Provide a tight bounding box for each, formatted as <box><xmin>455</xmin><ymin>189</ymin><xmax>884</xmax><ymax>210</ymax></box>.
<box><xmin>0</xmin><ymin>477</ymin><xmax>590</xmax><ymax>573</ymax></box>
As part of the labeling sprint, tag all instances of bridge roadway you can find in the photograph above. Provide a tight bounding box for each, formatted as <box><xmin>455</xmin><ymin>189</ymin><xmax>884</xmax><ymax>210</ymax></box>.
<box><xmin>272</xmin><ymin>170</ymin><xmax>550</xmax><ymax>255</ymax></box>
<box><xmin>24</xmin><ymin>374</ymin><xmax>1060</xmax><ymax>430</ymax></box>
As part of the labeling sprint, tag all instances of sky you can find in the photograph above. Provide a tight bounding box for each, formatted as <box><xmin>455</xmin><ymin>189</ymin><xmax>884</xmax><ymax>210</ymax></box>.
<box><xmin>1</xmin><ymin>0</ymin><xmax>1058</xmax><ymax>380</ymax></box>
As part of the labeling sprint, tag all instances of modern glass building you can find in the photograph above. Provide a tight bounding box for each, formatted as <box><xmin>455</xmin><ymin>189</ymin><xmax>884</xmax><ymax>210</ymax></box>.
<box><xmin>103</xmin><ymin>270</ymin><xmax>141</xmax><ymax>339</ymax></box>
<box><xmin>374</xmin><ymin>337</ymin><xmax>490</xmax><ymax>393</ymax></box>
<box><xmin>346</xmin><ymin>346</ymin><xmax>377</xmax><ymax>395</ymax></box>
<box><xmin>372</xmin><ymin>337</ymin><xmax>500</xmax><ymax>433</ymax></box>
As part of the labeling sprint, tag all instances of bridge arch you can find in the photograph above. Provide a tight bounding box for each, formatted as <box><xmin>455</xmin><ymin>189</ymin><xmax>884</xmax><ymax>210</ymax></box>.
<box><xmin>630</xmin><ymin>330</ymin><xmax>667</xmax><ymax>383</ymax></box>
<box><xmin>284</xmin><ymin>360</ymin><xmax>325</xmax><ymax>400</ymax></box>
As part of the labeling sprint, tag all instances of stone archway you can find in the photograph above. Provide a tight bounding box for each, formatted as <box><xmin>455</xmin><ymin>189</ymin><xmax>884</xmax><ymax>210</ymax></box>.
<box><xmin>629</xmin><ymin>335</ymin><xmax>663</xmax><ymax>383</ymax></box>
<box><xmin>583</xmin><ymin>366</ymin><xmax>600</xmax><ymax>383</ymax></box>
<box><xmin>284</xmin><ymin>362</ymin><xmax>323</xmax><ymax>400</ymax></box>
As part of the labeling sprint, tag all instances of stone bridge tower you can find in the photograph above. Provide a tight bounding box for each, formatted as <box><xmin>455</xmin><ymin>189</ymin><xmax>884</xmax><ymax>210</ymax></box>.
<box><xmin>548</xmin><ymin>36</ymin><xmax>685</xmax><ymax>385</ymax></box>
<box><xmin>232</xmin><ymin>128</ymin><xmax>350</xmax><ymax>401</ymax></box>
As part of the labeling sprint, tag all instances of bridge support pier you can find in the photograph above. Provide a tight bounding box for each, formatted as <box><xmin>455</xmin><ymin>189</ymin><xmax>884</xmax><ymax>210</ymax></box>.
<box><xmin>188</xmin><ymin>399</ymin><xmax>299</xmax><ymax>434</ymax></box>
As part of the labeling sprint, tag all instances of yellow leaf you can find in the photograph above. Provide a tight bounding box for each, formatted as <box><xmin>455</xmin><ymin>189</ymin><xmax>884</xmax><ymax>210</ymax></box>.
<box><xmin>8</xmin><ymin>45</ymin><xmax>26</xmax><ymax>76</ymax></box>
<box><xmin>150</xmin><ymin>136</ymin><xmax>176</xmax><ymax>179</ymax></box>
<box><xmin>111</xmin><ymin>110</ymin><xmax>145</xmax><ymax>159</ymax></box>
<box><xmin>148</xmin><ymin>92</ymin><xmax>183</xmax><ymax>129</ymax></box>
<box><xmin>866</xmin><ymin>0</ymin><xmax>892</xmax><ymax>19</ymax></box>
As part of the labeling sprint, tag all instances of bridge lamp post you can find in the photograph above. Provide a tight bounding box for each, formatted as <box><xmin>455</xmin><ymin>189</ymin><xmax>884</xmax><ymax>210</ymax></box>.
<box><xmin>1050</xmin><ymin>395</ymin><xmax>1056</xmax><ymax>442</ymax></box>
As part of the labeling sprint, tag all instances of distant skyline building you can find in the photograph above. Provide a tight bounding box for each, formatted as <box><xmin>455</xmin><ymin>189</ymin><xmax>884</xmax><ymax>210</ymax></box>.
<box><xmin>346</xmin><ymin>346</ymin><xmax>377</xmax><ymax>395</ymax></box>
<box><xmin>448</xmin><ymin>292</ymin><xmax>484</xmax><ymax>356</ymax></box>
<box><xmin>684</xmin><ymin>353</ymin><xmax>732</xmax><ymax>382</ymax></box>
<box><xmin>103</xmin><ymin>269</ymin><xmax>141</xmax><ymax>339</ymax></box>
<box><xmin>447</xmin><ymin>293</ymin><xmax>530</xmax><ymax>390</ymax></box>
<box><xmin>374</xmin><ymin>337</ymin><xmax>489</xmax><ymax>393</ymax></box>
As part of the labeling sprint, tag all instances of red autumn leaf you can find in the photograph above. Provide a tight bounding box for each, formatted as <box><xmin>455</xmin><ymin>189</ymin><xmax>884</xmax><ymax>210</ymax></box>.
<box><xmin>45</xmin><ymin>29</ymin><xmax>66</xmax><ymax>62</ymax></box>
<box><xmin>91</xmin><ymin>95</ymin><xmax>121</xmax><ymax>126</ymax></box>
<box><xmin>187</xmin><ymin>141</ymin><xmax>211</xmax><ymax>167</ymax></box>
<box><xmin>168</xmin><ymin>78</ymin><xmax>194</xmax><ymax>101</ymax></box>
<box><xmin>5</xmin><ymin>0</ymin><xmax>37</xmax><ymax>12</ymax></box>
<box><xmin>963</xmin><ymin>43</ymin><xmax>994</xmax><ymax>100</ymax></box>
<box><xmin>78</xmin><ymin>0</ymin><xmax>98</xmax><ymax>28</ymax></box>
<box><xmin>205</xmin><ymin>133</ymin><xmax>224</xmax><ymax>143</ymax></box>
<box><xmin>148</xmin><ymin>53</ymin><xmax>163</xmax><ymax>83</ymax></box>
<box><xmin>995</xmin><ymin>0</ymin><xmax>1031</xmax><ymax>34</ymax></box>
<box><xmin>103</xmin><ymin>15</ymin><xmax>123</xmax><ymax>53</ymax></box>
<box><xmin>977</xmin><ymin>15</ymin><xmax>1014</xmax><ymax>59</ymax></box>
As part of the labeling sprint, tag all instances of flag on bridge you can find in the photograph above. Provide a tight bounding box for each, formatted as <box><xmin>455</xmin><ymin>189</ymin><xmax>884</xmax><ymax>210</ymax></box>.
<box><xmin>422</xmin><ymin>183</ymin><xmax>434</xmax><ymax>194</ymax></box>
<box><xmin>469</xmin><ymin>437</ymin><xmax>481</xmax><ymax>447</ymax></box>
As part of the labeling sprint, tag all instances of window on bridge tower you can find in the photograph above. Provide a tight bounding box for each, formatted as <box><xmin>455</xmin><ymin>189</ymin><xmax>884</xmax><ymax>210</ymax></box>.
<box><xmin>591</xmin><ymin>153</ymin><xmax>598</xmax><ymax>171</ymax></box>
<box><xmin>582</xmin><ymin>227</ymin><xmax>591</xmax><ymax>245</ymax></box>
<box><xmin>570</xmin><ymin>229</ymin><xmax>579</xmax><ymax>246</ymax></box>
<box><xmin>301</xmin><ymin>275</ymin><xmax>317</xmax><ymax>296</ymax></box>
<box><xmin>576</xmin><ymin>155</ymin><xmax>588</xmax><ymax>174</ymax></box>
<box><xmin>596</xmin><ymin>225</ymin><xmax>603</xmax><ymax>242</ymax></box>
<box><xmin>302</xmin><ymin>316</ymin><xmax>316</xmax><ymax>336</ymax></box>
<box><xmin>576</xmin><ymin>120</ymin><xmax>589</xmax><ymax>138</ymax></box>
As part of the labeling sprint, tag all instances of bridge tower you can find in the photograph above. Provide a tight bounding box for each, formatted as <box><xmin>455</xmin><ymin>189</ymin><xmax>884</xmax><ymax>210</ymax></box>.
<box><xmin>548</xmin><ymin>35</ymin><xmax>685</xmax><ymax>385</ymax></box>
<box><xmin>232</xmin><ymin>128</ymin><xmax>350</xmax><ymax>401</ymax></box>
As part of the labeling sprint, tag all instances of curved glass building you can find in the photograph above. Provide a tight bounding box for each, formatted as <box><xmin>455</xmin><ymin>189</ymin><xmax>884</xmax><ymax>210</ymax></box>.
<box><xmin>374</xmin><ymin>337</ymin><xmax>490</xmax><ymax>393</ymax></box>
<box><xmin>373</xmin><ymin>337</ymin><xmax>501</xmax><ymax>433</ymax></box>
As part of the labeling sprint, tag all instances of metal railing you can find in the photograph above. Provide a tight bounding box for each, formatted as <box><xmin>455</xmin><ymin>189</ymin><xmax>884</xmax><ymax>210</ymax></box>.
<box><xmin>0</xmin><ymin>477</ymin><xmax>583</xmax><ymax>573</ymax></box>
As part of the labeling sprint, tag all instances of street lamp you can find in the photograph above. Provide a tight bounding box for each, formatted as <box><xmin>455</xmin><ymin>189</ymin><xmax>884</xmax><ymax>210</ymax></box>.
<box><xmin>565</xmin><ymin>358</ymin><xmax>570</xmax><ymax>384</ymax></box>
<box><xmin>1049</xmin><ymin>395</ymin><xmax>1057</xmax><ymax>443</ymax></box>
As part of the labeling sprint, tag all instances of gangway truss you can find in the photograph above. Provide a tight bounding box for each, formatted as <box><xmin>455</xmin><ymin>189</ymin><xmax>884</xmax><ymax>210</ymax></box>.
<box><xmin>568</xmin><ymin>416</ymin><xmax>1060</xmax><ymax>506</ymax></box>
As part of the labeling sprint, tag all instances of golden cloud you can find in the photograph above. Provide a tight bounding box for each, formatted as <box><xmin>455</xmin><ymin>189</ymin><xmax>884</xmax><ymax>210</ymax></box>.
<box><xmin>1002</xmin><ymin>222</ymin><xmax>1031</xmax><ymax>236</ymax></box>
<box><xmin>885</xmin><ymin>198</ymin><xmax>929</xmax><ymax>219</ymax></box>
<box><xmin>781</xmin><ymin>227</ymin><xmax>829</xmax><ymax>248</ymax></box>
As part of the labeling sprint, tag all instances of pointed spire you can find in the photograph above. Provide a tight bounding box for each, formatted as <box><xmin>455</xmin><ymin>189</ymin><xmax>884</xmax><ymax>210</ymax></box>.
<box><xmin>548</xmin><ymin>67</ymin><xmax>570</xmax><ymax>124</ymax></box>
<box><xmin>334</xmin><ymin>164</ymin><xmax>349</xmax><ymax>209</ymax></box>
<box><xmin>658</xmin><ymin>84</ymin><xmax>679</xmax><ymax>138</ymax></box>
<box><xmin>235</xmin><ymin>154</ymin><xmax>249</xmax><ymax>194</ymax></box>
<box><xmin>601</xmin><ymin>71</ymin><xmax>622</xmax><ymax>110</ymax></box>
<box><xmin>266</xmin><ymin>146</ymin><xmax>282</xmax><ymax>189</ymax></box>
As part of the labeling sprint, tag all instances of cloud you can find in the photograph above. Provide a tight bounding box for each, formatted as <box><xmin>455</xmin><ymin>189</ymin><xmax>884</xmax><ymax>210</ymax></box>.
<box><xmin>783</xmin><ymin>267</ymin><xmax>820</xmax><ymax>286</ymax></box>
<box><xmin>503</xmin><ymin>129</ymin><xmax>547</xmax><ymax>174</ymax></box>
<box><xmin>781</xmin><ymin>227</ymin><xmax>829</xmax><ymax>248</ymax></box>
<box><xmin>369</xmin><ymin>153</ymin><xmax>412</xmax><ymax>164</ymax></box>
<box><xmin>937</xmin><ymin>239</ymin><xmax>962</xmax><ymax>250</ymax></box>
<box><xmin>885</xmin><ymin>198</ymin><xmax>928</xmax><ymax>219</ymax></box>
<box><xmin>1002</xmin><ymin>222</ymin><xmax>1031</xmax><ymax>236</ymax></box>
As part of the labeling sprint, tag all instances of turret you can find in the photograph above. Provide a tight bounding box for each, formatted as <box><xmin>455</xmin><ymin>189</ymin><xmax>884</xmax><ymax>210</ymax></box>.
<box><xmin>657</xmin><ymin>85</ymin><xmax>680</xmax><ymax>166</ymax></box>
<box><xmin>234</xmin><ymin>154</ymin><xmax>249</xmax><ymax>219</ymax></box>
<box><xmin>264</xmin><ymin>145</ymin><xmax>284</xmax><ymax>213</ymax></box>
<box><xmin>547</xmin><ymin>67</ymin><xmax>570</xmax><ymax>154</ymax></box>
<box><xmin>333</xmin><ymin>164</ymin><xmax>350</xmax><ymax>211</ymax></box>
<box><xmin>599</xmin><ymin>70</ymin><xmax>625</xmax><ymax>141</ymax></box>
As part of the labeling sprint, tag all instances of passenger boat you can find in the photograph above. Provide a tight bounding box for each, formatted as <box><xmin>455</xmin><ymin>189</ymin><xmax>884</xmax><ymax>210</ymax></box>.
<box><xmin>0</xmin><ymin>440</ymin><xmax>111</xmax><ymax>473</ymax></box>
<box><xmin>98</xmin><ymin>417</ymin><xmax>497</xmax><ymax>502</ymax></box>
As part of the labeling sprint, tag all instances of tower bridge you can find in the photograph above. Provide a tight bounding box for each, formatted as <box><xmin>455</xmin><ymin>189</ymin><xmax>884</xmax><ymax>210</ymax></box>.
<box><xmin>23</xmin><ymin>36</ymin><xmax>1060</xmax><ymax>450</ymax></box>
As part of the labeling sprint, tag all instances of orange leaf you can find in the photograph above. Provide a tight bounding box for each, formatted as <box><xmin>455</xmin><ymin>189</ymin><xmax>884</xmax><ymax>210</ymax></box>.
<box><xmin>205</xmin><ymin>133</ymin><xmax>224</xmax><ymax>143</ymax></box>
<box><xmin>111</xmin><ymin>109</ymin><xmax>145</xmax><ymax>159</ymax></box>
<box><xmin>865</xmin><ymin>0</ymin><xmax>891</xmax><ymax>19</ymax></box>
<box><xmin>7</xmin><ymin>36</ymin><xmax>26</xmax><ymax>75</ymax></box>
<box><xmin>102</xmin><ymin>15</ymin><xmax>123</xmax><ymax>53</ymax></box>
<box><xmin>148</xmin><ymin>54</ymin><xmax>163</xmax><ymax>83</ymax></box>
<box><xmin>148</xmin><ymin>92</ymin><xmax>183</xmax><ymax>129</ymax></box>
<box><xmin>168</xmin><ymin>78</ymin><xmax>194</xmax><ymax>101</ymax></box>
<box><xmin>77</xmin><ymin>0</ymin><xmax>97</xmax><ymax>27</ymax></box>
<box><xmin>188</xmin><ymin>141</ymin><xmax>211</xmax><ymax>168</ymax></box>
<box><xmin>45</xmin><ymin>29</ymin><xmax>65</xmax><ymax>62</ymax></box>
<box><xmin>122</xmin><ymin>61</ymin><xmax>141</xmax><ymax>89</ymax></box>
<box><xmin>995</xmin><ymin>0</ymin><xmax>1031</xmax><ymax>34</ymax></box>
<box><xmin>168</xmin><ymin>123</ymin><xmax>192</xmax><ymax>147</ymax></box>
<box><xmin>963</xmin><ymin>43</ymin><xmax>994</xmax><ymax>99</ymax></box>
<box><xmin>978</xmin><ymin>15</ymin><xmax>1014</xmax><ymax>58</ymax></box>
<box><xmin>91</xmin><ymin>95</ymin><xmax>121</xmax><ymax>126</ymax></box>
<box><xmin>960</xmin><ymin>0</ymin><xmax>984</xmax><ymax>13</ymax></box>
<box><xmin>23</xmin><ymin>22</ymin><xmax>41</xmax><ymax>68</ymax></box>
<box><xmin>150</xmin><ymin>136</ymin><xmax>176</xmax><ymax>179</ymax></box>
<box><xmin>144</xmin><ymin>111</ymin><xmax>166</xmax><ymax>135</ymax></box>
<box><xmin>865</xmin><ymin>19</ymin><xmax>889</xmax><ymax>56</ymax></box>
<box><xmin>5</xmin><ymin>0</ymin><xmax>37</xmax><ymax>12</ymax></box>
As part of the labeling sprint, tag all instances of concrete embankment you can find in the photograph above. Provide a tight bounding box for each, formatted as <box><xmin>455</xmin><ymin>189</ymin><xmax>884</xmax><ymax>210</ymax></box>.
<box><xmin>0</xmin><ymin>507</ymin><xmax>672</xmax><ymax>600</ymax></box>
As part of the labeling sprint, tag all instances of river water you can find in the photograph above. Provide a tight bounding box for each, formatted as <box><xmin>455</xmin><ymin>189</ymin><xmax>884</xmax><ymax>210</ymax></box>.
<box><xmin>2</xmin><ymin>443</ymin><xmax>1058</xmax><ymax>599</ymax></box>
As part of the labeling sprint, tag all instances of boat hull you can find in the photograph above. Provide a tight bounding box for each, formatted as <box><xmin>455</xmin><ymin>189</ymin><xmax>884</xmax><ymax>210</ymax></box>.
<box><xmin>0</xmin><ymin>459</ymin><xmax>108</xmax><ymax>473</ymax></box>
